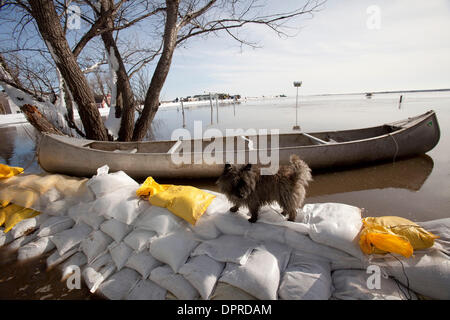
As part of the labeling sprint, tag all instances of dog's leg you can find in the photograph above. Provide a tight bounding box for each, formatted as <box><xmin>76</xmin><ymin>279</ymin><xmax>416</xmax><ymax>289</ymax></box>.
<box><xmin>280</xmin><ymin>200</ymin><xmax>297</xmax><ymax>222</ymax></box>
<box><xmin>248</xmin><ymin>203</ymin><xmax>260</xmax><ymax>223</ymax></box>
<box><xmin>230</xmin><ymin>205</ymin><xmax>239</xmax><ymax>213</ymax></box>
<box><xmin>287</xmin><ymin>209</ymin><xmax>297</xmax><ymax>222</ymax></box>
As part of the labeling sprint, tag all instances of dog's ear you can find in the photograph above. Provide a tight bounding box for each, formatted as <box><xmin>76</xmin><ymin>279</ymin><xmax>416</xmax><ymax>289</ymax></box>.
<box><xmin>242</xmin><ymin>163</ymin><xmax>252</xmax><ymax>171</ymax></box>
<box><xmin>223</xmin><ymin>163</ymin><xmax>232</xmax><ymax>172</ymax></box>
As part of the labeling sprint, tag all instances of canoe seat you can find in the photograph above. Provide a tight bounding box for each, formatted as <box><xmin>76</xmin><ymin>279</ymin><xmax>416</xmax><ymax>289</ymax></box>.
<box><xmin>239</xmin><ymin>136</ymin><xmax>255</xmax><ymax>150</ymax></box>
<box><xmin>301</xmin><ymin>133</ymin><xmax>330</xmax><ymax>145</ymax></box>
<box><xmin>167</xmin><ymin>140</ymin><xmax>183</xmax><ymax>154</ymax></box>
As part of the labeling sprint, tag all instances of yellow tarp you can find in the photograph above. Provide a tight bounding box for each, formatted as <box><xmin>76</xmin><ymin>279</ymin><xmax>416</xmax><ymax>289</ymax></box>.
<box><xmin>0</xmin><ymin>164</ymin><xmax>23</xmax><ymax>179</ymax></box>
<box><xmin>359</xmin><ymin>216</ymin><xmax>439</xmax><ymax>258</ymax></box>
<box><xmin>0</xmin><ymin>203</ymin><xmax>40</xmax><ymax>233</ymax></box>
<box><xmin>136</xmin><ymin>177</ymin><xmax>216</xmax><ymax>225</ymax></box>
<box><xmin>0</xmin><ymin>173</ymin><xmax>88</xmax><ymax>210</ymax></box>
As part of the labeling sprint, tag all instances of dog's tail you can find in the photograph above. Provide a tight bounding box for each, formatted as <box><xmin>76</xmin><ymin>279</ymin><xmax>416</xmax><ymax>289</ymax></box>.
<box><xmin>289</xmin><ymin>154</ymin><xmax>313</xmax><ymax>185</ymax></box>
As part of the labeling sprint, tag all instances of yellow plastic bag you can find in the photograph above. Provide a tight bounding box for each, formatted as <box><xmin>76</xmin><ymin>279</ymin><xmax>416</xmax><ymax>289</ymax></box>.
<box><xmin>359</xmin><ymin>216</ymin><xmax>439</xmax><ymax>258</ymax></box>
<box><xmin>136</xmin><ymin>177</ymin><xmax>171</xmax><ymax>198</ymax></box>
<box><xmin>0</xmin><ymin>203</ymin><xmax>41</xmax><ymax>233</ymax></box>
<box><xmin>0</xmin><ymin>164</ymin><xmax>24</xmax><ymax>179</ymax></box>
<box><xmin>137</xmin><ymin>177</ymin><xmax>215</xmax><ymax>225</ymax></box>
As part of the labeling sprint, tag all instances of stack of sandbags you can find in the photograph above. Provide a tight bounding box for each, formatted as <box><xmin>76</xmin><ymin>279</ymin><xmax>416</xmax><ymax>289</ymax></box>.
<box><xmin>1</xmin><ymin>165</ymin><xmax>449</xmax><ymax>300</ymax></box>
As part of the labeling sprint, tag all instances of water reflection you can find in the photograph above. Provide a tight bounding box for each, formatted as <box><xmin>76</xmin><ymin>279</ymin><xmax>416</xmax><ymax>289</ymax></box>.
<box><xmin>0</xmin><ymin>125</ymin><xmax>41</xmax><ymax>174</ymax></box>
<box><xmin>156</xmin><ymin>154</ymin><xmax>434</xmax><ymax>196</ymax></box>
<box><xmin>308</xmin><ymin>154</ymin><xmax>434</xmax><ymax>197</ymax></box>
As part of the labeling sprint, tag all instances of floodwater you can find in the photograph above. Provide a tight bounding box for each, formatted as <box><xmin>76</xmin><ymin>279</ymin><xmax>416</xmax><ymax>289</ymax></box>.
<box><xmin>1</xmin><ymin>91</ymin><xmax>450</xmax><ymax>299</ymax></box>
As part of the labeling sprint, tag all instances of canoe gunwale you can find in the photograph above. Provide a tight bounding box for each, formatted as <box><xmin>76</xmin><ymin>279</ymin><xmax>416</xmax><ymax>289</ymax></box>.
<box><xmin>37</xmin><ymin>110</ymin><xmax>440</xmax><ymax>178</ymax></box>
<box><xmin>43</xmin><ymin>110</ymin><xmax>437</xmax><ymax>155</ymax></box>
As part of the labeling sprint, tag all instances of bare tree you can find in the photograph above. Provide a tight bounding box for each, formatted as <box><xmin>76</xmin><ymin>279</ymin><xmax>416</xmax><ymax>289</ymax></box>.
<box><xmin>1</xmin><ymin>0</ymin><xmax>325</xmax><ymax>142</ymax></box>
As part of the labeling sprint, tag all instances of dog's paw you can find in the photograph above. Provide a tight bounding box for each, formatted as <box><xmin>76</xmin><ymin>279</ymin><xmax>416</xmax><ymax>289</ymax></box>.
<box><xmin>248</xmin><ymin>216</ymin><xmax>257</xmax><ymax>223</ymax></box>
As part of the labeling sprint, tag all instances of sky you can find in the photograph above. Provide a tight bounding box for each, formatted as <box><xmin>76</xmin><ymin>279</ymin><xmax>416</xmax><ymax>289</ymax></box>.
<box><xmin>160</xmin><ymin>0</ymin><xmax>450</xmax><ymax>100</ymax></box>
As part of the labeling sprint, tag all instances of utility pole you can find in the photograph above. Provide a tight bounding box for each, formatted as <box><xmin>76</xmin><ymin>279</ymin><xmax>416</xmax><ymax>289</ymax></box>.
<box><xmin>293</xmin><ymin>81</ymin><xmax>302</xmax><ymax>130</ymax></box>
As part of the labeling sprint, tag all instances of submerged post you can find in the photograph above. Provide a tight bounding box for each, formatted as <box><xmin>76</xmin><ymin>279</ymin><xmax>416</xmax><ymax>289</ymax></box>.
<box><xmin>293</xmin><ymin>81</ymin><xmax>302</xmax><ymax>130</ymax></box>
<box><xmin>209</xmin><ymin>93</ymin><xmax>213</xmax><ymax>125</ymax></box>
<box><xmin>216</xmin><ymin>95</ymin><xmax>219</xmax><ymax>124</ymax></box>
<box><xmin>181</xmin><ymin>99</ymin><xmax>186</xmax><ymax>128</ymax></box>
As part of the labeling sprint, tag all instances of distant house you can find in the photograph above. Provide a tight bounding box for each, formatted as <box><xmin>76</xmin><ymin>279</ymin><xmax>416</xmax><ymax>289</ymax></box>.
<box><xmin>191</xmin><ymin>93</ymin><xmax>240</xmax><ymax>101</ymax></box>
<box><xmin>94</xmin><ymin>94</ymin><xmax>109</xmax><ymax>108</ymax></box>
<box><xmin>0</xmin><ymin>91</ymin><xmax>21</xmax><ymax>114</ymax></box>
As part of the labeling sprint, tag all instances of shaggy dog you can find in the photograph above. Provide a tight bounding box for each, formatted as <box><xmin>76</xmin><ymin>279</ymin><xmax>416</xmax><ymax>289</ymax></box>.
<box><xmin>216</xmin><ymin>155</ymin><xmax>312</xmax><ymax>223</ymax></box>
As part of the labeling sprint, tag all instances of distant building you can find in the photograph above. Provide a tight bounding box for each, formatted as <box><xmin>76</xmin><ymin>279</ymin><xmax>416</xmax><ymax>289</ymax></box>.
<box><xmin>0</xmin><ymin>91</ymin><xmax>21</xmax><ymax>114</ymax></box>
<box><xmin>94</xmin><ymin>94</ymin><xmax>109</xmax><ymax>108</ymax></box>
<box><xmin>189</xmin><ymin>93</ymin><xmax>241</xmax><ymax>101</ymax></box>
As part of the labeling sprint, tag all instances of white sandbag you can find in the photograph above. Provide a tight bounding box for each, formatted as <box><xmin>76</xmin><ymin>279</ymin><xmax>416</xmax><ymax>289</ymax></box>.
<box><xmin>83</xmin><ymin>263</ymin><xmax>116</xmax><ymax>294</ymax></box>
<box><xmin>67</xmin><ymin>202</ymin><xmax>95</xmax><ymax>223</ymax></box>
<box><xmin>374</xmin><ymin>249</ymin><xmax>450</xmax><ymax>300</ymax></box>
<box><xmin>36</xmin><ymin>187</ymin><xmax>62</xmax><ymax>211</ymax></box>
<box><xmin>260</xmin><ymin>241</ymin><xmax>292</xmax><ymax>272</ymax></box>
<box><xmin>92</xmin><ymin>187</ymin><xmax>144</xmax><ymax>225</ymax></box>
<box><xmin>78</xmin><ymin>210</ymin><xmax>105</xmax><ymax>230</ymax></box>
<box><xmin>126</xmin><ymin>279</ymin><xmax>167</xmax><ymax>300</ymax></box>
<box><xmin>211</xmin><ymin>282</ymin><xmax>257</xmax><ymax>300</ymax></box>
<box><xmin>203</xmin><ymin>192</ymin><xmax>233</xmax><ymax>216</ymax></box>
<box><xmin>188</xmin><ymin>213</ymin><xmax>221</xmax><ymax>240</ymax></box>
<box><xmin>303</xmin><ymin>203</ymin><xmax>364</xmax><ymax>259</ymax></box>
<box><xmin>109</xmin><ymin>242</ymin><xmax>134</xmax><ymax>270</ymax></box>
<box><xmin>0</xmin><ymin>229</ymin><xmax>15</xmax><ymax>246</ymax></box>
<box><xmin>60</xmin><ymin>252</ymin><xmax>87</xmax><ymax>280</ymax></box>
<box><xmin>7</xmin><ymin>231</ymin><xmax>38</xmax><ymax>250</ymax></box>
<box><xmin>44</xmin><ymin>199</ymin><xmax>73</xmax><ymax>216</ymax></box>
<box><xmin>278</xmin><ymin>251</ymin><xmax>332</xmax><ymax>300</ymax></box>
<box><xmin>37</xmin><ymin>216</ymin><xmax>75</xmax><ymax>237</ymax></box>
<box><xmin>17</xmin><ymin>236</ymin><xmax>55</xmax><ymax>261</ymax></box>
<box><xmin>80</xmin><ymin>230</ymin><xmax>113</xmax><ymax>263</ymax></box>
<box><xmin>47</xmin><ymin>247</ymin><xmax>78</xmax><ymax>270</ymax></box>
<box><xmin>82</xmin><ymin>253</ymin><xmax>116</xmax><ymax>293</ymax></box>
<box><xmin>149</xmin><ymin>265</ymin><xmax>199</xmax><ymax>300</ymax></box>
<box><xmin>191</xmin><ymin>235</ymin><xmax>259</xmax><ymax>265</ymax></box>
<box><xmin>97</xmin><ymin>268</ymin><xmax>141</xmax><ymax>300</ymax></box>
<box><xmin>331</xmin><ymin>255</ymin><xmax>369</xmax><ymax>271</ymax></box>
<box><xmin>332</xmin><ymin>269</ymin><xmax>417</xmax><ymax>300</ymax></box>
<box><xmin>50</xmin><ymin>222</ymin><xmax>92</xmax><ymax>255</ymax></box>
<box><xmin>149</xmin><ymin>229</ymin><xmax>199</xmax><ymax>273</ymax></box>
<box><xmin>100</xmin><ymin>219</ymin><xmax>132</xmax><ymax>243</ymax></box>
<box><xmin>179</xmin><ymin>255</ymin><xmax>225</xmax><ymax>300</ymax></box>
<box><xmin>125</xmin><ymin>250</ymin><xmax>162</xmax><ymax>279</ymax></box>
<box><xmin>11</xmin><ymin>213</ymin><xmax>49</xmax><ymax>239</ymax></box>
<box><xmin>284</xmin><ymin>229</ymin><xmax>353</xmax><ymax>263</ymax></box>
<box><xmin>219</xmin><ymin>246</ymin><xmax>283</xmax><ymax>300</ymax></box>
<box><xmin>419</xmin><ymin>218</ymin><xmax>450</xmax><ymax>255</ymax></box>
<box><xmin>87</xmin><ymin>169</ymin><xmax>138</xmax><ymax>198</ymax></box>
<box><xmin>246</xmin><ymin>222</ymin><xmax>286</xmax><ymax>244</ymax></box>
<box><xmin>123</xmin><ymin>228</ymin><xmax>157</xmax><ymax>251</ymax></box>
<box><xmin>213</xmin><ymin>212</ymin><xmax>252</xmax><ymax>236</ymax></box>
<box><xmin>135</xmin><ymin>206</ymin><xmax>184</xmax><ymax>235</ymax></box>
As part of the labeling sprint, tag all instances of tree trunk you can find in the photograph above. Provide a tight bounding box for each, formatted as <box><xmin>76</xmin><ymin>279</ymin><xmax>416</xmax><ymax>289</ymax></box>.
<box><xmin>101</xmin><ymin>32</ymin><xmax>136</xmax><ymax>142</ymax></box>
<box><xmin>0</xmin><ymin>101</ymin><xmax>6</xmax><ymax>115</ymax></box>
<box><xmin>98</xmin><ymin>0</ymin><xmax>136</xmax><ymax>142</ymax></box>
<box><xmin>28</xmin><ymin>0</ymin><xmax>109</xmax><ymax>141</ymax></box>
<box><xmin>21</xmin><ymin>104</ymin><xmax>64</xmax><ymax>135</ymax></box>
<box><xmin>132</xmin><ymin>0</ymin><xmax>180</xmax><ymax>141</ymax></box>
